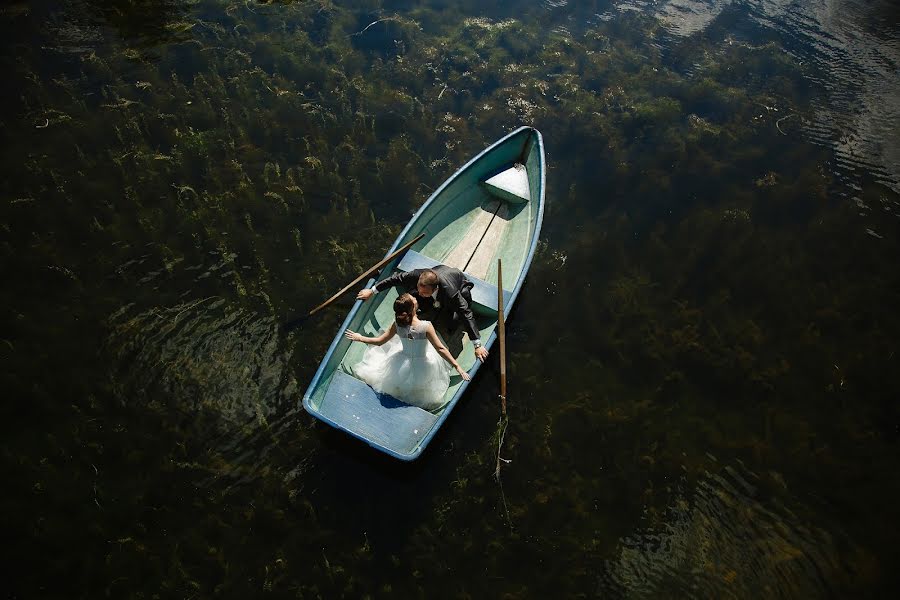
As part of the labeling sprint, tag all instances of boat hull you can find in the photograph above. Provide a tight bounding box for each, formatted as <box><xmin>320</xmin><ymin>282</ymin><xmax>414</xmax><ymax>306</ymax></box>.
<box><xmin>302</xmin><ymin>126</ymin><xmax>545</xmax><ymax>460</ymax></box>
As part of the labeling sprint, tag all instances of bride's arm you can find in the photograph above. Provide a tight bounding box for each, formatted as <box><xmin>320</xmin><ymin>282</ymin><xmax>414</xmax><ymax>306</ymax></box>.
<box><xmin>425</xmin><ymin>323</ymin><xmax>471</xmax><ymax>380</ymax></box>
<box><xmin>345</xmin><ymin>323</ymin><xmax>396</xmax><ymax>345</ymax></box>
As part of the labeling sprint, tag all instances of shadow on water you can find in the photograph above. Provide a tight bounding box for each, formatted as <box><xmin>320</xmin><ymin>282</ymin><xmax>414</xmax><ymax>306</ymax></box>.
<box><xmin>0</xmin><ymin>0</ymin><xmax>189</xmax><ymax>69</ymax></box>
<box><xmin>49</xmin><ymin>0</ymin><xmax>189</xmax><ymax>47</ymax></box>
<box><xmin>100</xmin><ymin>258</ymin><xmax>478</xmax><ymax>541</ymax></box>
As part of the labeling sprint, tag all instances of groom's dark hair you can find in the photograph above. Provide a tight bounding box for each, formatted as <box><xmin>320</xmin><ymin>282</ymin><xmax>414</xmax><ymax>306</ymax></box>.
<box><xmin>394</xmin><ymin>293</ymin><xmax>415</xmax><ymax>327</ymax></box>
<box><xmin>418</xmin><ymin>270</ymin><xmax>438</xmax><ymax>288</ymax></box>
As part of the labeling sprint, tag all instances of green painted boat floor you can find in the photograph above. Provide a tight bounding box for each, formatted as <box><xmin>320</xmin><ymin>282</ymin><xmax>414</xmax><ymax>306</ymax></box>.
<box><xmin>415</xmin><ymin>173</ymin><xmax>534</xmax><ymax>289</ymax></box>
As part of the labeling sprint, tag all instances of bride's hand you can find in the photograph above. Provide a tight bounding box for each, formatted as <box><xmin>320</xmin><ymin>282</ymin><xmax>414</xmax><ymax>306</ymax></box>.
<box><xmin>345</xmin><ymin>329</ymin><xmax>360</xmax><ymax>342</ymax></box>
<box><xmin>457</xmin><ymin>366</ymin><xmax>470</xmax><ymax>381</ymax></box>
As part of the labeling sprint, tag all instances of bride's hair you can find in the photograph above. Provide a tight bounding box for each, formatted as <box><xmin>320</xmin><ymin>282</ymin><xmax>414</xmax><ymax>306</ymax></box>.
<box><xmin>394</xmin><ymin>293</ymin><xmax>415</xmax><ymax>327</ymax></box>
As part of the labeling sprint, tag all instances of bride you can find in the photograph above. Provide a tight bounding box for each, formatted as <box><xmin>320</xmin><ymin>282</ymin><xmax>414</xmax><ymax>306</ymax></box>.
<box><xmin>345</xmin><ymin>293</ymin><xmax>470</xmax><ymax>411</ymax></box>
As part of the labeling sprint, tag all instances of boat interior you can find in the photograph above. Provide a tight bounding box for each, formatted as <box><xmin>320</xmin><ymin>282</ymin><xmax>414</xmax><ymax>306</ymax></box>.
<box><xmin>337</xmin><ymin>157</ymin><xmax>539</xmax><ymax>411</ymax></box>
<box><xmin>303</xmin><ymin>128</ymin><xmax>542</xmax><ymax>459</ymax></box>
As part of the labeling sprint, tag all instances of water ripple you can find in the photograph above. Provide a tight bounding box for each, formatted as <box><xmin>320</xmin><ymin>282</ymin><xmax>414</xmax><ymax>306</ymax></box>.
<box><xmin>600</xmin><ymin>462</ymin><xmax>847</xmax><ymax>597</ymax></box>
<box><xmin>105</xmin><ymin>293</ymin><xmax>299</xmax><ymax>485</ymax></box>
<box><xmin>659</xmin><ymin>0</ymin><xmax>729</xmax><ymax>37</ymax></box>
<box><xmin>610</xmin><ymin>0</ymin><xmax>900</xmax><ymax>196</ymax></box>
<box><xmin>750</xmin><ymin>0</ymin><xmax>900</xmax><ymax>194</ymax></box>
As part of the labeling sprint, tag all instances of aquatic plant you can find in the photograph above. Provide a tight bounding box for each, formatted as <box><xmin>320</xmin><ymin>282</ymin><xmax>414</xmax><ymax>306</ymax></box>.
<box><xmin>2</xmin><ymin>0</ymin><xmax>899</xmax><ymax>597</ymax></box>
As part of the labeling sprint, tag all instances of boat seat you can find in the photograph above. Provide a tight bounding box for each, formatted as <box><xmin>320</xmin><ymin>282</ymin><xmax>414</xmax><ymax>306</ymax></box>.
<box><xmin>482</xmin><ymin>163</ymin><xmax>530</xmax><ymax>204</ymax></box>
<box><xmin>318</xmin><ymin>370</ymin><xmax>439</xmax><ymax>457</ymax></box>
<box><xmin>397</xmin><ymin>249</ymin><xmax>511</xmax><ymax>315</ymax></box>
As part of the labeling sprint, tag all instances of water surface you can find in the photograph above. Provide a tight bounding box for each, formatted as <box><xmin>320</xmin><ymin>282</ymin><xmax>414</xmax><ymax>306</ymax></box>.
<box><xmin>2</xmin><ymin>0</ymin><xmax>898</xmax><ymax>596</ymax></box>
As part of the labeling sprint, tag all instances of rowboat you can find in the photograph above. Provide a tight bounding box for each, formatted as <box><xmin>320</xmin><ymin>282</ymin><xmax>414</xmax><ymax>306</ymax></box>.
<box><xmin>302</xmin><ymin>126</ymin><xmax>545</xmax><ymax>460</ymax></box>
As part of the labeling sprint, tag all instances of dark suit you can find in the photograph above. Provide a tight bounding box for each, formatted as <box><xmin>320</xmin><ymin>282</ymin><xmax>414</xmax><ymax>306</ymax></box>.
<box><xmin>373</xmin><ymin>265</ymin><xmax>480</xmax><ymax>343</ymax></box>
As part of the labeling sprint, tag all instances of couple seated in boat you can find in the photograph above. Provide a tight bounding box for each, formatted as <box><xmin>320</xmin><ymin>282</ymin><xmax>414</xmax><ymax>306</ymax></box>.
<box><xmin>345</xmin><ymin>266</ymin><xmax>487</xmax><ymax>410</ymax></box>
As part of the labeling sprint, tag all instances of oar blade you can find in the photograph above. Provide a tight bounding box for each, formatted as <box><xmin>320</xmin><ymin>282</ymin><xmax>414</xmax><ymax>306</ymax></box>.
<box><xmin>281</xmin><ymin>313</ymin><xmax>311</xmax><ymax>332</ymax></box>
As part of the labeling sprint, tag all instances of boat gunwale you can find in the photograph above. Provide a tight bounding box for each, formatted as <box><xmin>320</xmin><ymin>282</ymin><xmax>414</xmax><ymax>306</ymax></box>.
<box><xmin>302</xmin><ymin>126</ymin><xmax>545</xmax><ymax>461</ymax></box>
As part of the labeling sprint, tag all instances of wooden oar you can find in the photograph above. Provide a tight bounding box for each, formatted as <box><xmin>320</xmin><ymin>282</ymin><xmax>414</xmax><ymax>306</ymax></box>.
<box><xmin>497</xmin><ymin>258</ymin><xmax>507</xmax><ymax>415</ymax></box>
<box><xmin>282</xmin><ymin>232</ymin><xmax>425</xmax><ymax>331</ymax></box>
<box><xmin>494</xmin><ymin>257</ymin><xmax>511</xmax><ymax>490</ymax></box>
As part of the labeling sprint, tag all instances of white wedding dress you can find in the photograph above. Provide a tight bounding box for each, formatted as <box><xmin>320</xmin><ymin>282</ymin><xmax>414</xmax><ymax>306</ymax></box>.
<box><xmin>353</xmin><ymin>321</ymin><xmax>451</xmax><ymax>411</ymax></box>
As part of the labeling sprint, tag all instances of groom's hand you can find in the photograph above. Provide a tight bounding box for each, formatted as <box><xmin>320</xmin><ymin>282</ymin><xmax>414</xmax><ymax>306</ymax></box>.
<box><xmin>356</xmin><ymin>288</ymin><xmax>374</xmax><ymax>301</ymax></box>
<box><xmin>474</xmin><ymin>346</ymin><xmax>488</xmax><ymax>362</ymax></box>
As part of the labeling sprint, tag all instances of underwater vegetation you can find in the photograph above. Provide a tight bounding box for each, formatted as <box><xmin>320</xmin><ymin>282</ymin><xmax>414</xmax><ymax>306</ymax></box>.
<box><xmin>2</xmin><ymin>0</ymin><xmax>898</xmax><ymax>597</ymax></box>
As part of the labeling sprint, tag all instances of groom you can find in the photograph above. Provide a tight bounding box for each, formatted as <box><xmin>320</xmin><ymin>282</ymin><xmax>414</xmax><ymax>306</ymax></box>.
<box><xmin>357</xmin><ymin>266</ymin><xmax>489</xmax><ymax>362</ymax></box>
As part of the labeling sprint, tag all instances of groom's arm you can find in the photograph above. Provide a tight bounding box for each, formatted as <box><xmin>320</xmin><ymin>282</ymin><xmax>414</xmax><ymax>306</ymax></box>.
<box><xmin>450</xmin><ymin>289</ymin><xmax>480</xmax><ymax>342</ymax></box>
<box><xmin>439</xmin><ymin>268</ymin><xmax>480</xmax><ymax>341</ymax></box>
<box><xmin>358</xmin><ymin>269</ymin><xmax>420</xmax><ymax>300</ymax></box>
<box><xmin>442</xmin><ymin>268</ymin><xmax>487</xmax><ymax>361</ymax></box>
<box><xmin>372</xmin><ymin>269</ymin><xmax>420</xmax><ymax>293</ymax></box>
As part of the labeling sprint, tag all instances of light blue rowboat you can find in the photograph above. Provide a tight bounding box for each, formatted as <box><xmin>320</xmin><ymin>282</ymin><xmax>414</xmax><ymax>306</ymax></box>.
<box><xmin>302</xmin><ymin>126</ymin><xmax>545</xmax><ymax>460</ymax></box>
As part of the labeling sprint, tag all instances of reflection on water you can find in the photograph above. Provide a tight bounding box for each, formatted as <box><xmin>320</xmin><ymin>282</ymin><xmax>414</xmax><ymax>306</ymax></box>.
<box><xmin>602</xmin><ymin>461</ymin><xmax>846</xmax><ymax>598</ymax></box>
<box><xmin>618</xmin><ymin>0</ymin><xmax>900</xmax><ymax>196</ymax></box>
<box><xmin>750</xmin><ymin>0</ymin><xmax>900</xmax><ymax>198</ymax></box>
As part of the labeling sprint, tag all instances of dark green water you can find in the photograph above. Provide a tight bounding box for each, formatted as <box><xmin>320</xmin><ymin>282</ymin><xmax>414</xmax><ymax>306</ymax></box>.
<box><xmin>3</xmin><ymin>0</ymin><xmax>899</xmax><ymax>597</ymax></box>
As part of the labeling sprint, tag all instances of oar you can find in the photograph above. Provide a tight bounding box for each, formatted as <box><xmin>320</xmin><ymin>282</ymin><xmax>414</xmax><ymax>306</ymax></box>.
<box><xmin>497</xmin><ymin>258</ymin><xmax>507</xmax><ymax>415</ymax></box>
<box><xmin>282</xmin><ymin>232</ymin><xmax>425</xmax><ymax>331</ymax></box>
<box><xmin>494</xmin><ymin>258</ymin><xmax>512</xmax><ymax>495</ymax></box>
